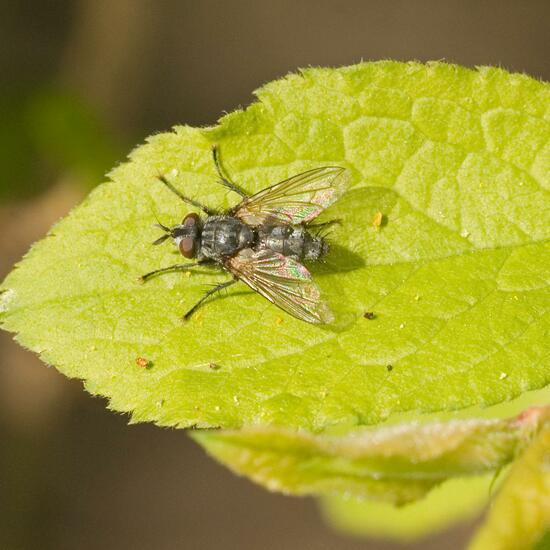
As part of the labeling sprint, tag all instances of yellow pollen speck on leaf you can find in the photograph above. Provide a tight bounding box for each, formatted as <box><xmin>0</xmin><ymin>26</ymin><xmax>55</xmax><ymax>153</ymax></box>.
<box><xmin>135</xmin><ymin>357</ymin><xmax>151</xmax><ymax>369</ymax></box>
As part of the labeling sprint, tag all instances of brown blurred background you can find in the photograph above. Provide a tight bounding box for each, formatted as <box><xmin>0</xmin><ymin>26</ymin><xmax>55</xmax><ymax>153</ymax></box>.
<box><xmin>1</xmin><ymin>1</ymin><xmax>549</xmax><ymax>549</ymax></box>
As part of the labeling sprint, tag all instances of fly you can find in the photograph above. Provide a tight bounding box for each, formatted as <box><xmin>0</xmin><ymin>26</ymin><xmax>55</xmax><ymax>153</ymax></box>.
<box><xmin>140</xmin><ymin>146</ymin><xmax>349</xmax><ymax>324</ymax></box>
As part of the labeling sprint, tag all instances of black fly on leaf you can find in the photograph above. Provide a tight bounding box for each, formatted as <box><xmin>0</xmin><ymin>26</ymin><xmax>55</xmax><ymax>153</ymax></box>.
<box><xmin>140</xmin><ymin>146</ymin><xmax>349</xmax><ymax>324</ymax></box>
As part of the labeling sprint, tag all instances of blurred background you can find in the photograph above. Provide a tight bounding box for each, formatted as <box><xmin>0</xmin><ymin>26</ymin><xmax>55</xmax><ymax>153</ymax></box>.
<box><xmin>1</xmin><ymin>1</ymin><xmax>549</xmax><ymax>548</ymax></box>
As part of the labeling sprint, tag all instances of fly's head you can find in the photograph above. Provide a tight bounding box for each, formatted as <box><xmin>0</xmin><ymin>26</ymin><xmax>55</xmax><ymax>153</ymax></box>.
<box><xmin>152</xmin><ymin>212</ymin><xmax>202</xmax><ymax>258</ymax></box>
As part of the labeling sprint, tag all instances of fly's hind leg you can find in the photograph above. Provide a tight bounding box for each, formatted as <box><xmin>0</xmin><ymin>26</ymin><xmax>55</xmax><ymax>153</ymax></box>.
<box><xmin>183</xmin><ymin>278</ymin><xmax>238</xmax><ymax>321</ymax></box>
<box><xmin>307</xmin><ymin>219</ymin><xmax>342</xmax><ymax>230</ymax></box>
<box><xmin>212</xmin><ymin>145</ymin><xmax>249</xmax><ymax>198</ymax></box>
<box><xmin>307</xmin><ymin>219</ymin><xmax>342</xmax><ymax>238</ymax></box>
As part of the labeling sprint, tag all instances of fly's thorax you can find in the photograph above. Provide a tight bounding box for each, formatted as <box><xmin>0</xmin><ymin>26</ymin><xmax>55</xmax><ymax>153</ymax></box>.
<box><xmin>258</xmin><ymin>224</ymin><xmax>328</xmax><ymax>261</ymax></box>
<box><xmin>199</xmin><ymin>215</ymin><xmax>254</xmax><ymax>260</ymax></box>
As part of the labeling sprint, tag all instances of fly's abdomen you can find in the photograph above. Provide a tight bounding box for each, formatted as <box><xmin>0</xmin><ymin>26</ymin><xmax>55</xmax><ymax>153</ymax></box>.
<box><xmin>200</xmin><ymin>216</ymin><xmax>254</xmax><ymax>260</ymax></box>
<box><xmin>259</xmin><ymin>225</ymin><xmax>327</xmax><ymax>260</ymax></box>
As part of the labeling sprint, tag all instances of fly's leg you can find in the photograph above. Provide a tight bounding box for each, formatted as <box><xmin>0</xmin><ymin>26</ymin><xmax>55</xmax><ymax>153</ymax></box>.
<box><xmin>139</xmin><ymin>261</ymin><xmax>212</xmax><ymax>283</ymax></box>
<box><xmin>212</xmin><ymin>145</ymin><xmax>249</xmax><ymax>198</ymax></box>
<box><xmin>307</xmin><ymin>219</ymin><xmax>342</xmax><ymax>239</ymax></box>
<box><xmin>307</xmin><ymin>219</ymin><xmax>342</xmax><ymax>230</ymax></box>
<box><xmin>184</xmin><ymin>278</ymin><xmax>238</xmax><ymax>320</ymax></box>
<box><xmin>157</xmin><ymin>174</ymin><xmax>218</xmax><ymax>216</ymax></box>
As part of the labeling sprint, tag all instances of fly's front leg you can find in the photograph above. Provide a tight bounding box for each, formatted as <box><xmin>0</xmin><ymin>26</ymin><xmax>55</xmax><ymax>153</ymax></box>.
<box><xmin>157</xmin><ymin>174</ymin><xmax>218</xmax><ymax>216</ymax></box>
<box><xmin>212</xmin><ymin>145</ymin><xmax>249</xmax><ymax>198</ymax></box>
<box><xmin>139</xmin><ymin>260</ymin><xmax>212</xmax><ymax>283</ymax></box>
<box><xmin>183</xmin><ymin>278</ymin><xmax>238</xmax><ymax>321</ymax></box>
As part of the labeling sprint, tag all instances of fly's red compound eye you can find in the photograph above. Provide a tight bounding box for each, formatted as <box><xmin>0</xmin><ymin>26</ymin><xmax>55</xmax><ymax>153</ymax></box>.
<box><xmin>179</xmin><ymin>237</ymin><xmax>196</xmax><ymax>258</ymax></box>
<box><xmin>178</xmin><ymin>213</ymin><xmax>200</xmax><ymax>258</ymax></box>
<box><xmin>182</xmin><ymin>213</ymin><xmax>200</xmax><ymax>227</ymax></box>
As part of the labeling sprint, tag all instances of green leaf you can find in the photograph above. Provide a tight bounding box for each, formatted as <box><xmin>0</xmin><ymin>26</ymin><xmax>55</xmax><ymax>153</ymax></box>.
<box><xmin>469</xmin><ymin>415</ymin><xmax>550</xmax><ymax>550</ymax></box>
<box><xmin>192</xmin><ymin>407</ymin><xmax>548</xmax><ymax>503</ymax></box>
<box><xmin>1</xmin><ymin>62</ymin><xmax>549</xmax><ymax>430</ymax></box>
<box><xmin>321</xmin><ymin>475</ymin><xmax>494</xmax><ymax>542</ymax></box>
<box><xmin>319</xmin><ymin>386</ymin><xmax>550</xmax><ymax>540</ymax></box>
<box><xmin>318</xmin><ymin>405</ymin><xmax>550</xmax><ymax>544</ymax></box>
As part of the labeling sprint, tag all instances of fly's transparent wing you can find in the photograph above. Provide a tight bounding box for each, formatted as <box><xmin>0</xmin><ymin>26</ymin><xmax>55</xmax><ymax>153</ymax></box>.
<box><xmin>234</xmin><ymin>166</ymin><xmax>348</xmax><ymax>226</ymax></box>
<box><xmin>226</xmin><ymin>249</ymin><xmax>334</xmax><ymax>324</ymax></box>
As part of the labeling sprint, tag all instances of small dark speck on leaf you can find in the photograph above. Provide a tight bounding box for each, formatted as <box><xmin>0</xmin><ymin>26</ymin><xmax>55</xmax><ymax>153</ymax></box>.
<box><xmin>386</xmin><ymin>364</ymin><xmax>393</xmax><ymax>372</ymax></box>
<box><xmin>209</xmin><ymin>363</ymin><xmax>221</xmax><ymax>370</ymax></box>
<box><xmin>135</xmin><ymin>357</ymin><xmax>152</xmax><ymax>369</ymax></box>
<box><xmin>364</xmin><ymin>311</ymin><xmax>375</xmax><ymax>320</ymax></box>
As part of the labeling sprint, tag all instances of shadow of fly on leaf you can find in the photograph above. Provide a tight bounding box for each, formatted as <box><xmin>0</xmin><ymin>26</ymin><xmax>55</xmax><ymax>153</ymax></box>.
<box><xmin>139</xmin><ymin>146</ymin><xmax>350</xmax><ymax>324</ymax></box>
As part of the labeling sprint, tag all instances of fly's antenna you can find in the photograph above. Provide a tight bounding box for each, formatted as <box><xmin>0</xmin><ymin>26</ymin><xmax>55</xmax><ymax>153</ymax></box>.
<box><xmin>152</xmin><ymin>233</ymin><xmax>170</xmax><ymax>246</ymax></box>
<box><xmin>150</xmin><ymin>206</ymin><xmax>170</xmax><ymax>232</ymax></box>
<box><xmin>149</xmin><ymin>205</ymin><xmax>171</xmax><ymax>245</ymax></box>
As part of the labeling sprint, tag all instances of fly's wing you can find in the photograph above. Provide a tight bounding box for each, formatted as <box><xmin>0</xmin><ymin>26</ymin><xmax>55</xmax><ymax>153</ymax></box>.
<box><xmin>234</xmin><ymin>166</ymin><xmax>348</xmax><ymax>226</ymax></box>
<box><xmin>226</xmin><ymin>249</ymin><xmax>334</xmax><ymax>324</ymax></box>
